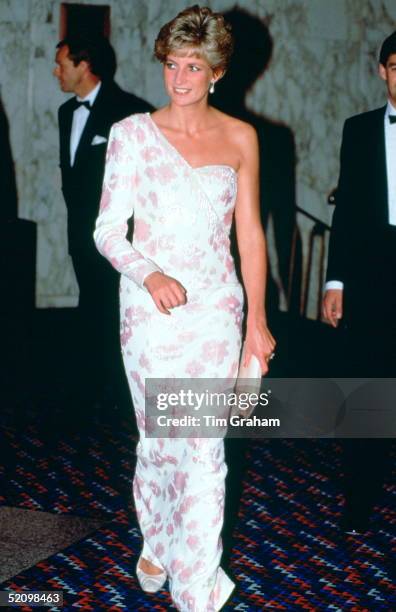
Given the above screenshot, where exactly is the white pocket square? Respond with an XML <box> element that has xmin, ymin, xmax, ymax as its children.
<box><xmin>91</xmin><ymin>135</ymin><xmax>107</xmax><ymax>145</ymax></box>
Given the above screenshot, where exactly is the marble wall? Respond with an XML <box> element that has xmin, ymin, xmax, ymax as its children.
<box><xmin>1</xmin><ymin>0</ymin><xmax>395</xmax><ymax>311</ymax></box>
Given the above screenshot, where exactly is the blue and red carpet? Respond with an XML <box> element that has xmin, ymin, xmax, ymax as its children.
<box><xmin>0</xmin><ymin>416</ymin><xmax>394</xmax><ymax>610</ymax></box>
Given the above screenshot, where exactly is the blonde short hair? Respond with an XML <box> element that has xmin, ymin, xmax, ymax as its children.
<box><xmin>154</xmin><ymin>5</ymin><xmax>233</xmax><ymax>71</ymax></box>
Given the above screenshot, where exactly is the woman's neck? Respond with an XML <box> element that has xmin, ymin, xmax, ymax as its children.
<box><xmin>162</xmin><ymin>101</ymin><xmax>215</xmax><ymax>135</ymax></box>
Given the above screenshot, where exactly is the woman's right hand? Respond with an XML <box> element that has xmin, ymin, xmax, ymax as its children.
<box><xmin>144</xmin><ymin>271</ymin><xmax>187</xmax><ymax>315</ymax></box>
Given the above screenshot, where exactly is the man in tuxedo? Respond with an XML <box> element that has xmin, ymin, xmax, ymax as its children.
<box><xmin>54</xmin><ymin>35</ymin><xmax>153</xmax><ymax>416</ymax></box>
<box><xmin>323</xmin><ymin>32</ymin><xmax>396</xmax><ymax>534</ymax></box>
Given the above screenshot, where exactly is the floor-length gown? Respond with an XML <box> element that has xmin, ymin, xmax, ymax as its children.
<box><xmin>94</xmin><ymin>113</ymin><xmax>243</xmax><ymax>611</ymax></box>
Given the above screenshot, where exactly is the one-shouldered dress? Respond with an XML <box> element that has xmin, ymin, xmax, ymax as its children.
<box><xmin>94</xmin><ymin>113</ymin><xmax>243</xmax><ymax>611</ymax></box>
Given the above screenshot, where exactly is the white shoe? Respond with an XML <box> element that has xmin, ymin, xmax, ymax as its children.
<box><xmin>136</xmin><ymin>555</ymin><xmax>167</xmax><ymax>593</ymax></box>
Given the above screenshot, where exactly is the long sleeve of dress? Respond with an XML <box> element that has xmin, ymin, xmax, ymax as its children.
<box><xmin>94</xmin><ymin>120</ymin><xmax>162</xmax><ymax>289</ymax></box>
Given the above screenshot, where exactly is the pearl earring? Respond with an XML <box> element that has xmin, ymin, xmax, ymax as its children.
<box><xmin>209</xmin><ymin>81</ymin><xmax>215</xmax><ymax>94</ymax></box>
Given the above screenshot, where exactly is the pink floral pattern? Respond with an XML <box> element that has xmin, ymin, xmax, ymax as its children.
<box><xmin>185</xmin><ymin>360</ymin><xmax>206</xmax><ymax>377</ymax></box>
<box><xmin>201</xmin><ymin>340</ymin><xmax>230</xmax><ymax>366</ymax></box>
<box><xmin>134</xmin><ymin>218</ymin><xmax>151</xmax><ymax>242</ymax></box>
<box><xmin>94</xmin><ymin>113</ymin><xmax>241</xmax><ymax>610</ymax></box>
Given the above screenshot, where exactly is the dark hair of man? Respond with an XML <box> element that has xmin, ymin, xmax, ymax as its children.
<box><xmin>379</xmin><ymin>31</ymin><xmax>396</xmax><ymax>67</ymax></box>
<box><xmin>56</xmin><ymin>34</ymin><xmax>116</xmax><ymax>81</ymax></box>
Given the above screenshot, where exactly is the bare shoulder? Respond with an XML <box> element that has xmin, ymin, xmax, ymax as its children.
<box><xmin>234</xmin><ymin>119</ymin><xmax>258</xmax><ymax>150</ymax></box>
<box><xmin>215</xmin><ymin>111</ymin><xmax>257</xmax><ymax>148</ymax></box>
<box><xmin>213</xmin><ymin>110</ymin><xmax>254</xmax><ymax>134</ymax></box>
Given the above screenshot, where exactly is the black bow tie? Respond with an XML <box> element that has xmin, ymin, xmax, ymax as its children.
<box><xmin>72</xmin><ymin>99</ymin><xmax>91</xmax><ymax>111</ymax></box>
<box><xmin>389</xmin><ymin>115</ymin><xmax>396</xmax><ymax>124</ymax></box>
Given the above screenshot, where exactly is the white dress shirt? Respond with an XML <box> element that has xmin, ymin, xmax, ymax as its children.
<box><xmin>385</xmin><ymin>100</ymin><xmax>396</xmax><ymax>224</ymax></box>
<box><xmin>69</xmin><ymin>81</ymin><xmax>101</xmax><ymax>166</ymax></box>
<box><xmin>326</xmin><ymin>100</ymin><xmax>396</xmax><ymax>291</ymax></box>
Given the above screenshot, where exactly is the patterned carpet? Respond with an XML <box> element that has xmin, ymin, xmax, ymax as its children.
<box><xmin>0</xmin><ymin>411</ymin><xmax>394</xmax><ymax>611</ymax></box>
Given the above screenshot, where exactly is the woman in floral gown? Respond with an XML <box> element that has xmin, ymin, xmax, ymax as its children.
<box><xmin>94</xmin><ymin>5</ymin><xmax>275</xmax><ymax>611</ymax></box>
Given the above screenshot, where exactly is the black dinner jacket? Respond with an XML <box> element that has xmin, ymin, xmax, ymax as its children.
<box><xmin>58</xmin><ymin>81</ymin><xmax>153</xmax><ymax>254</ymax></box>
<box><xmin>326</xmin><ymin>106</ymin><xmax>389</xmax><ymax>321</ymax></box>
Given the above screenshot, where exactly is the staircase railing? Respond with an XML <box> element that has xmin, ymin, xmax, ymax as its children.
<box><xmin>287</xmin><ymin>200</ymin><xmax>333</xmax><ymax>320</ymax></box>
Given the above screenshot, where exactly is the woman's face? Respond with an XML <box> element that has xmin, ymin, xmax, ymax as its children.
<box><xmin>163</xmin><ymin>50</ymin><xmax>216</xmax><ymax>106</ymax></box>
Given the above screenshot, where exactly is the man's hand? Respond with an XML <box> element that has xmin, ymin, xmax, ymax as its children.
<box><xmin>144</xmin><ymin>271</ymin><xmax>187</xmax><ymax>315</ymax></box>
<box><xmin>322</xmin><ymin>289</ymin><xmax>343</xmax><ymax>327</ymax></box>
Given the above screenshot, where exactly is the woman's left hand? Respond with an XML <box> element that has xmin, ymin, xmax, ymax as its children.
<box><xmin>244</xmin><ymin>318</ymin><xmax>276</xmax><ymax>375</ymax></box>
